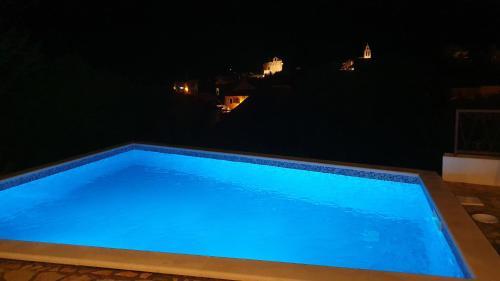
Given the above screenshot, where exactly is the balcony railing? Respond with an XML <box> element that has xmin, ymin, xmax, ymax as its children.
<box><xmin>454</xmin><ymin>109</ymin><xmax>500</xmax><ymax>156</ymax></box>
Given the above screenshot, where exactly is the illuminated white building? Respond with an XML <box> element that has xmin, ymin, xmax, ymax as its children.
<box><xmin>263</xmin><ymin>57</ymin><xmax>284</xmax><ymax>76</ymax></box>
<box><xmin>363</xmin><ymin>44</ymin><xmax>372</xmax><ymax>59</ymax></box>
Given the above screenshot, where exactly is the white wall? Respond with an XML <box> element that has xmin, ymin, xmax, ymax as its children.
<box><xmin>443</xmin><ymin>154</ymin><xmax>500</xmax><ymax>186</ymax></box>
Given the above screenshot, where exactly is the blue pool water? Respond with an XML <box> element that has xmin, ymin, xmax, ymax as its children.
<box><xmin>0</xmin><ymin>148</ymin><xmax>466</xmax><ymax>277</ymax></box>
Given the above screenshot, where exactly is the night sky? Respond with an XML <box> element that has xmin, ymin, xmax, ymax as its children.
<box><xmin>1</xmin><ymin>0</ymin><xmax>500</xmax><ymax>173</ymax></box>
<box><xmin>2</xmin><ymin>0</ymin><xmax>499</xmax><ymax>80</ymax></box>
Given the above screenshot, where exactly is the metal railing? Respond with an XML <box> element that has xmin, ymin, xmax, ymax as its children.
<box><xmin>454</xmin><ymin>109</ymin><xmax>500</xmax><ymax>156</ymax></box>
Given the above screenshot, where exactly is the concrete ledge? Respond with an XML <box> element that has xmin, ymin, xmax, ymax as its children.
<box><xmin>443</xmin><ymin>154</ymin><xmax>500</xmax><ymax>187</ymax></box>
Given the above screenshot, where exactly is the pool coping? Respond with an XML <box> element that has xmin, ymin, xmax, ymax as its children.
<box><xmin>1</xmin><ymin>142</ymin><xmax>499</xmax><ymax>281</ymax></box>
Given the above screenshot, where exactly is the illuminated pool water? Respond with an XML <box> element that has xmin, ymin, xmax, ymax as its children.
<box><xmin>0</xmin><ymin>146</ymin><xmax>466</xmax><ymax>278</ymax></box>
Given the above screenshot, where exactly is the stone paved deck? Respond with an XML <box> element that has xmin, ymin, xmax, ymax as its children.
<box><xmin>0</xmin><ymin>259</ymin><xmax>230</xmax><ymax>281</ymax></box>
<box><xmin>447</xmin><ymin>181</ymin><xmax>500</xmax><ymax>254</ymax></box>
<box><xmin>1</xmin><ymin>182</ymin><xmax>499</xmax><ymax>281</ymax></box>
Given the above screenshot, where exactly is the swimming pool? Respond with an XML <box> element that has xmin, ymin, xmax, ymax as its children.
<box><xmin>0</xmin><ymin>144</ymin><xmax>496</xmax><ymax>281</ymax></box>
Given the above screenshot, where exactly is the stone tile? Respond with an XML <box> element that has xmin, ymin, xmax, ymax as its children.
<box><xmin>0</xmin><ymin>263</ymin><xmax>23</xmax><ymax>270</ymax></box>
<box><xmin>21</xmin><ymin>264</ymin><xmax>47</xmax><ymax>271</ymax></box>
<box><xmin>491</xmin><ymin>232</ymin><xmax>500</xmax><ymax>238</ymax></box>
<box><xmin>33</xmin><ymin>272</ymin><xmax>66</xmax><ymax>281</ymax></box>
<box><xmin>448</xmin><ymin>182</ymin><xmax>500</xmax><ymax>255</ymax></box>
<box><xmin>115</xmin><ymin>271</ymin><xmax>138</xmax><ymax>278</ymax></box>
<box><xmin>456</xmin><ymin>195</ymin><xmax>485</xmax><ymax>206</ymax></box>
<box><xmin>60</xmin><ymin>268</ymin><xmax>77</xmax><ymax>274</ymax></box>
<box><xmin>48</xmin><ymin>267</ymin><xmax>61</xmax><ymax>272</ymax></box>
<box><xmin>60</xmin><ymin>274</ymin><xmax>93</xmax><ymax>281</ymax></box>
<box><xmin>4</xmin><ymin>270</ymin><xmax>37</xmax><ymax>281</ymax></box>
<box><xmin>138</xmin><ymin>273</ymin><xmax>152</xmax><ymax>279</ymax></box>
<box><xmin>92</xmin><ymin>270</ymin><xmax>114</xmax><ymax>277</ymax></box>
<box><xmin>0</xmin><ymin>259</ymin><xmax>228</xmax><ymax>281</ymax></box>
<box><xmin>151</xmin><ymin>276</ymin><xmax>171</xmax><ymax>281</ymax></box>
<box><xmin>78</xmin><ymin>269</ymin><xmax>95</xmax><ymax>274</ymax></box>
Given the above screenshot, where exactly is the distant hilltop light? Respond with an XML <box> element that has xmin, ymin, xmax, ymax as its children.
<box><xmin>341</xmin><ymin>43</ymin><xmax>373</xmax><ymax>71</ymax></box>
<box><xmin>172</xmin><ymin>80</ymin><xmax>197</xmax><ymax>95</ymax></box>
<box><xmin>363</xmin><ymin>43</ymin><xmax>372</xmax><ymax>59</ymax></box>
<box><xmin>263</xmin><ymin>57</ymin><xmax>283</xmax><ymax>76</ymax></box>
<box><xmin>340</xmin><ymin>59</ymin><xmax>355</xmax><ymax>71</ymax></box>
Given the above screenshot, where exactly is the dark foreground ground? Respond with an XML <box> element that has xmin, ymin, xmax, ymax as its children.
<box><xmin>447</xmin><ymin>182</ymin><xmax>500</xmax><ymax>254</ymax></box>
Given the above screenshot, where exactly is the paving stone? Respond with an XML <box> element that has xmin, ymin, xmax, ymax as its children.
<box><xmin>33</xmin><ymin>272</ymin><xmax>66</xmax><ymax>281</ymax></box>
<box><xmin>60</xmin><ymin>274</ymin><xmax>93</xmax><ymax>281</ymax></box>
<box><xmin>92</xmin><ymin>270</ymin><xmax>113</xmax><ymax>277</ymax></box>
<box><xmin>448</xmin><ymin>182</ymin><xmax>500</xmax><ymax>255</ymax></box>
<box><xmin>21</xmin><ymin>264</ymin><xmax>47</xmax><ymax>271</ymax></box>
<box><xmin>456</xmin><ymin>196</ymin><xmax>485</xmax><ymax>206</ymax></box>
<box><xmin>0</xmin><ymin>263</ymin><xmax>23</xmax><ymax>270</ymax></box>
<box><xmin>0</xmin><ymin>259</ymin><xmax>228</xmax><ymax>281</ymax></box>
<box><xmin>152</xmin><ymin>277</ymin><xmax>170</xmax><ymax>281</ymax></box>
<box><xmin>138</xmin><ymin>273</ymin><xmax>152</xmax><ymax>279</ymax></box>
<box><xmin>4</xmin><ymin>270</ymin><xmax>37</xmax><ymax>281</ymax></box>
<box><xmin>115</xmin><ymin>271</ymin><xmax>138</xmax><ymax>278</ymax></box>
<box><xmin>490</xmin><ymin>232</ymin><xmax>500</xmax><ymax>238</ymax></box>
<box><xmin>48</xmin><ymin>267</ymin><xmax>61</xmax><ymax>272</ymax></box>
<box><xmin>60</xmin><ymin>268</ymin><xmax>77</xmax><ymax>274</ymax></box>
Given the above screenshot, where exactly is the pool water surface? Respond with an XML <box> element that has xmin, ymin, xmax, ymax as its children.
<box><xmin>0</xmin><ymin>147</ymin><xmax>467</xmax><ymax>278</ymax></box>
